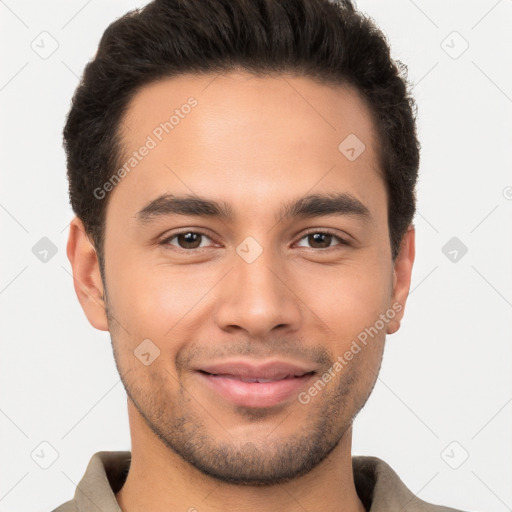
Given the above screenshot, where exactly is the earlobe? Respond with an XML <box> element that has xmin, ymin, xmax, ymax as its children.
<box><xmin>66</xmin><ymin>217</ymin><xmax>109</xmax><ymax>331</ymax></box>
<box><xmin>386</xmin><ymin>224</ymin><xmax>415</xmax><ymax>335</ymax></box>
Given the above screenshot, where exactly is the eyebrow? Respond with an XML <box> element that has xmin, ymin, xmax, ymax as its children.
<box><xmin>134</xmin><ymin>192</ymin><xmax>372</xmax><ymax>225</ymax></box>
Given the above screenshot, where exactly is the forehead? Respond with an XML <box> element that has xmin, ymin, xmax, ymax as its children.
<box><xmin>120</xmin><ymin>71</ymin><xmax>380</xmax><ymax>153</ymax></box>
<box><xmin>108</xmin><ymin>70</ymin><xmax>386</xmax><ymax>227</ymax></box>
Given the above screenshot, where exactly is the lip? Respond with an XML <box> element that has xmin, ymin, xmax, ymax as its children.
<box><xmin>195</xmin><ymin>359</ymin><xmax>317</xmax><ymax>408</ymax></box>
<box><xmin>197</xmin><ymin>359</ymin><xmax>316</xmax><ymax>380</ymax></box>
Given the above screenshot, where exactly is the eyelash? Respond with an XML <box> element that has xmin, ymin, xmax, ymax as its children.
<box><xmin>158</xmin><ymin>229</ymin><xmax>351</xmax><ymax>252</ymax></box>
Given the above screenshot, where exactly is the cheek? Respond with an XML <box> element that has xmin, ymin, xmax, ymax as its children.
<box><xmin>107</xmin><ymin>239</ymin><xmax>393</xmax><ymax>343</ymax></box>
<box><xmin>107</xmin><ymin>258</ymin><xmax>218</xmax><ymax>338</ymax></box>
<box><xmin>300</xmin><ymin>259</ymin><xmax>392</xmax><ymax>336</ymax></box>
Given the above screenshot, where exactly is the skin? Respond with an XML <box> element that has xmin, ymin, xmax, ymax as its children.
<box><xmin>67</xmin><ymin>70</ymin><xmax>415</xmax><ymax>512</ymax></box>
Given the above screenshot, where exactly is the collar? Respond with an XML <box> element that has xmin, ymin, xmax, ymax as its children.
<box><xmin>63</xmin><ymin>451</ymin><xmax>461</xmax><ymax>512</ymax></box>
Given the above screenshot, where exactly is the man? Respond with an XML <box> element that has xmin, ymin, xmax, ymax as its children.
<box><xmin>53</xmin><ymin>0</ymin><xmax>467</xmax><ymax>510</ymax></box>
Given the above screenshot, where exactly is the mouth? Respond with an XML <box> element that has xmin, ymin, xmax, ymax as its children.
<box><xmin>196</xmin><ymin>370</ymin><xmax>316</xmax><ymax>408</ymax></box>
<box><xmin>199</xmin><ymin>370</ymin><xmax>314</xmax><ymax>382</ymax></box>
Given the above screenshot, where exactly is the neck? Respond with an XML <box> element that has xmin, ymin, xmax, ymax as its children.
<box><xmin>116</xmin><ymin>401</ymin><xmax>366</xmax><ymax>512</ymax></box>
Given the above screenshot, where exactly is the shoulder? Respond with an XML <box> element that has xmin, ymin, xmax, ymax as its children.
<box><xmin>48</xmin><ymin>450</ymin><xmax>131</xmax><ymax>512</ymax></box>
<box><xmin>353</xmin><ymin>455</ymin><xmax>470</xmax><ymax>512</ymax></box>
<box><xmin>50</xmin><ymin>499</ymin><xmax>78</xmax><ymax>512</ymax></box>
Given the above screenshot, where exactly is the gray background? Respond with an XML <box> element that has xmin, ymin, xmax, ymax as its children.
<box><xmin>1</xmin><ymin>1</ymin><xmax>511</xmax><ymax>511</ymax></box>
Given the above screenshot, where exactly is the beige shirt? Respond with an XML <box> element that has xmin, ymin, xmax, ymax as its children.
<box><xmin>51</xmin><ymin>451</ymin><xmax>465</xmax><ymax>512</ymax></box>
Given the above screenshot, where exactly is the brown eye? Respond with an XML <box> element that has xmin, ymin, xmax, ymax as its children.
<box><xmin>296</xmin><ymin>231</ymin><xmax>349</xmax><ymax>250</ymax></box>
<box><xmin>161</xmin><ymin>231</ymin><xmax>213</xmax><ymax>250</ymax></box>
<box><xmin>307</xmin><ymin>233</ymin><xmax>333</xmax><ymax>249</ymax></box>
<box><xmin>177</xmin><ymin>232</ymin><xmax>202</xmax><ymax>249</ymax></box>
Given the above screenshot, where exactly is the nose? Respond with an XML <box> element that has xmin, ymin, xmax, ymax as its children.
<box><xmin>214</xmin><ymin>246</ymin><xmax>302</xmax><ymax>339</ymax></box>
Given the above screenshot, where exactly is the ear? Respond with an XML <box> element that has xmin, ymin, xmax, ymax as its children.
<box><xmin>387</xmin><ymin>224</ymin><xmax>415</xmax><ymax>335</ymax></box>
<box><xmin>66</xmin><ymin>217</ymin><xmax>109</xmax><ymax>331</ymax></box>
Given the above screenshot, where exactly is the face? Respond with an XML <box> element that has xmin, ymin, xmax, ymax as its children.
<box><xmin>68</xmin><ymin>71</ymin><xmax>414</xmax><ymax>486</ymax></box>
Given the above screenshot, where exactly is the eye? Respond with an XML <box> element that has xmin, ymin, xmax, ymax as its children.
<box><xmin>158</xmin><ymin>229</ymin><xmax>350</xmax><ymax>252</ymax></box>
<box><xmin>159</xmin><ymin>231</ymin><xmax>215</xmax><ymax>250</ymax></box>
<box><xmin>295</xmin><ymin>230</ymin><xmax>350</xmax><ymax>250</ymax></box>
